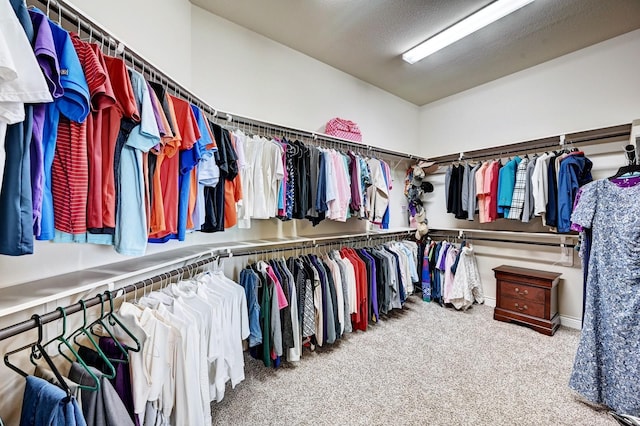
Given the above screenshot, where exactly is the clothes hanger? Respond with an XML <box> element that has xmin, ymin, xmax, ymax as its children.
<box><xmin>39</xmin><ymin>307</ymin><xmax>101</xmax><ymax>392</ymax></box>
<box><xmin>88</xmin><ymin>294</ymin><xmax>130</xmax><ymax>363</ymax></box>
<box><xmin>105</xmin><ymin>290</ymin><xmax>141</xmax><ymax>353</ymax></box>
<box><xmin>67</xmin><ymin>300</ymin><xmax>117</xmax><ymax>380</ymax></box>
<box><xmin>609</xmin><ymin>144</ymin><xmax>640</xmax><ymax>179</ymax></box>
<box><xmin>4</xmin><ymin>314</ymin><xmax>72</xmax><ymax>399</ymax></box>
<box><xmin>7</xmin><ymin>315</ymin><xmax>75</xmax><ymax>401</ymax></box>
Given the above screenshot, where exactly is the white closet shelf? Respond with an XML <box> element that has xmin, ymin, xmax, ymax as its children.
<box><xmin>0</xmin><ymin>228</ymin><xmax>414</xmax><ymax>320</ymax></box>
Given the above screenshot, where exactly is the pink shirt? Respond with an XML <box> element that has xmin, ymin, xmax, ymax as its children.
<box><xmin>266</xmin><ymin>265</ymin><xmax>289</xmax><ymax>309</ymax></box>
<box><xmin>475</xmin><ymin>162</ymin><xmax>490</xmax><ymax>223</ymax></box>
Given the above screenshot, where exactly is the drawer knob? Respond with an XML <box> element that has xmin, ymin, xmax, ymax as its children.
<box><xmin>514</xmin><ymin>288</ymin><xmax>528</xmax><ymax>296</ymax></box>
<box><xmin>514</xmin><ymin>303</ymin><xmax>528</xmax><ymax>311</ymax></box>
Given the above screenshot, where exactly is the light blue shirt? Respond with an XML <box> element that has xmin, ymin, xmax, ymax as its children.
<box><xmin>115</xmin><ymin>69</ymin><xmax>159</xmax><ymax>256</ymax></box>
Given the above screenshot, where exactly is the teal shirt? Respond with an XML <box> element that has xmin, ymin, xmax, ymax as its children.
<box><xmin>496</xmin><ymin>156</ymin><xmax>521</xmax><ymax>217</ymax></box>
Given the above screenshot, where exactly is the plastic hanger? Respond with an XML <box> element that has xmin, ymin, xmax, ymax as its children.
<box><xmin>610</xmin><ymin>144</ymin><xmax>640</xmax><ymax>179</ymax></box>
<box><xmin>39</xmin><ymin>307</ymin><xmax>101</xmax><ymax>391</ymax></box>
<box><xmin>88</xmin><ymin>294</ymin><xmax>130</xmax><ymax>363</ymax></box>
<box><xmin>67</xmin><ymin>301</ymin><xmax>117</xmax><ymax>380</ymax></box>
<box><xmin>104</xmin><ymin>290</ymin><xmax>141</xmax><ymax>353</ymax></box>
<box><xmin>4</xmin><ymin>314</ymin><xmax>73</xmax><ymax>399</ymax></box>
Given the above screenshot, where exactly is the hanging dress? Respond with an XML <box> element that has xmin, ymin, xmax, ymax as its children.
<box><xmin>569</xmin><ymin>179</ymin><xmax>640</xmax><ymax>416</ymax></box>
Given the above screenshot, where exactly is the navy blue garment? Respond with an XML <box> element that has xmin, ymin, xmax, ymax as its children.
<box><xmin>310</xmin><ymin>151</ymin><xmax>327</xmax><ymax>226</ymax></box>
<box><xmin>545</xmin><ymin>154</ymin><xmax>561</xmax><ymax>228</ymax></box>
<box><xmin>432</xmin><ymin>242</ymin><xmax>443</xmax><ymax>305</ymax></box>
<box><xmin>357</xmin><ymin>249</ymin><xmax>379</xmax><ymax>322</ymax></box>
<box><xmin>557</xmin><ymin>154</ymin><xmax>593</xmax><ymax>233</ymax></box>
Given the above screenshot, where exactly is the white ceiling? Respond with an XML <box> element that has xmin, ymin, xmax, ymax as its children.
<box><xmin>190</xmin><ymin>0</ymin><xmax>640</xmax><ymax>106</ymax></box>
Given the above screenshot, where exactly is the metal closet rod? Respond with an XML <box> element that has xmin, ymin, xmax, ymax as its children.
<box><xmin>0</xmin><ymin>231</ymin><xmax>412</xmax><ymax>342</ymax></box>
<box><xmin>427</xmin><ymin>232</ymin><xmax>576</xmax><ymax>249</ymax></box>
<box><xmin>32</xmin><ymin>0</ymin><xmax>420</xmax><ymax>162</ymax></box>
<box><xmin>427</xmin><ymin>124</ymin><xmax>631</xmax><ymax>165</ymax></box>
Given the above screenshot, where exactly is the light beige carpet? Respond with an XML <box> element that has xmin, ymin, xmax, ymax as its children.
<box><xmin>211</xmin><ymin>298</ymin><xmax>615</xmax><ymax>425</ymax></box>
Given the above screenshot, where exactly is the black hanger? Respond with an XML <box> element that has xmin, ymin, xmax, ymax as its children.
<box><xmin>610</xmin><ymin>144</ymin><xmax>640</xmax><ymax>179</ymax></box>
<box><xmin>609</xmin><ymin>164</ymin><xmax>640</xmax><ymax>179</ymax></box>
<box><xmin>4</xmin><ymin>314</ymin><xmax>73</xmax><ymax>400</ymax></box>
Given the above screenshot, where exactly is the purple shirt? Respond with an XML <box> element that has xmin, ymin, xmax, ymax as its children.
<box><xmin>29</xmin><ymin>9</ymin><xmax>62</xmax><ymax>236</ymax></box>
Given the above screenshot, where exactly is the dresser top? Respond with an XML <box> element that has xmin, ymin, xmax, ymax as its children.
<box><xmin>492</xmin><ymin>265</ymin><xmax>562</xmax><ymax>281</ymax></box>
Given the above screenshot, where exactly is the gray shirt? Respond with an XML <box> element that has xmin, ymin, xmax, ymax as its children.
<box><xmin>68</xmin><ymin>362</ymin><xmax>134</xmax><ymax>426</ymax></box>
<box><xmin>467</xmin><ymin>163</ymin><xmax>482</xmax><ymax>220</ymax></box>
<box><xmin>461</xmin><ymin>163</ymin><xmax>471</xmax><ymax>213</ymax></box>
<box><xmin>522</xmin><ymin>156</ymin><xmax>538</xmax><ymax>222</ymax></box>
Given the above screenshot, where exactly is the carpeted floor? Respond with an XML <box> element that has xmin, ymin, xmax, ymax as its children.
<box><xmin>211</xmin><ymin>298</ymin><xmax>615</xmax><ymax>425</ymax></box>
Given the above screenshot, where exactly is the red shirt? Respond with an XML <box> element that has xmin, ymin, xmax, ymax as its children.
<box><xmin>52</xmin><ymin>35</ymin><xmax>114</xmax><ymax>235</ymax></box>
<box><xmin>100</xmin><ymin>56</ymin><xmax>139</xmax><ymax>230</ymax></box>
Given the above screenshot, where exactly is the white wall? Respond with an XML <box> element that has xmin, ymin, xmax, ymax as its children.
<box><xmin>68</xmin><ymin>0</ymin><xmax>193</xmax><ymax>86</ymax></box>
<box><xmin>419</xmin><ymin>29</ymin><xmax>640</xmax><ymax>157</ymax></box>
<box><xmin>189</xmin><ymin>5</ymin><xmax>419</xmax><ymax>153</ymax></box>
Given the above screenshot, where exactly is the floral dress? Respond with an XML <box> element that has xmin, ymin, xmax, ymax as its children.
<box><xmin>569</xmin><ymin>179</ymin><xmax>640</xmax><ymax>415</ymax></box>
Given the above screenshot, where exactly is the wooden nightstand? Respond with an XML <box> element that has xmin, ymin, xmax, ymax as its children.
<box><xmin>493</xmin><ymin>265</ymin><xmax>561</xmax><ymax>336</ymax></box>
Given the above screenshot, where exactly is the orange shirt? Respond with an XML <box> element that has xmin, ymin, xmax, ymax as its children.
<box><xmin>224</xmin><ymin>133</ymin><xmax>243</xmax><ymax>228</ymax></box>
<box><xmin>149</xmin><ymin>94</ymin><xmax>181</xmax><ymax>239</ymax></box>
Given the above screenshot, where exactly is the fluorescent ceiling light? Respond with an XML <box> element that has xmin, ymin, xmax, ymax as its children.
<box><xmin>402</xmin><ymin>0</ymin><xmax>535</xmax><ymax>64</ymax></box>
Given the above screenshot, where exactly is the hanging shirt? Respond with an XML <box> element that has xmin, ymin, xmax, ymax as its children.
<box><xmin>113</xmin><ymin>69</ymin><xmax>159</xmax><ymax>255</ymax></box>
<box><xmin>557</xmin><ymin>153</ymin><xmax>593</xmax><ymax>233</ymax></box>
<box><xmin>54</xmin><ymin>34</ymin><xmax>115</xmax><ymax>243</ymax></box>
<box><xmin>521</xmin><ymin>156</ymin><xmax>538</xmax><ymax>223</ymax></box>
<box><xmin>496</xmin><ymin>156</ymin><xmax>521</xmax><ymax>217</ymax></box>
<box><xmin>475</xmin><ymin>162</ymin><xmax>490</xmax><ymax>223</ymax></box>
<box><xmin>507</xmin><ymin>157</ymin><xmax>529</xmax><ymax>220</ymax></box>
<box><xmin>27</xmin><ymin>10</ymin><xmax>62</xmax><ymax>238</ymax></box>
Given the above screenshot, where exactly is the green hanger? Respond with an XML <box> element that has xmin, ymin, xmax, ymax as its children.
<box><xmin>67</xmin><ymin>300</ymin><xmax>117</xmax><ymax>380</ymax></box>
<box><xmin>105</xmin><ymin>290</ymin><xmax>141</xmax><ymax>353</ymax></box>
<box><xmin>88</xmin><ymin>294</ymin><xmax>129</xmax><ymax>363</ymax></box>
<box><xmin>40</xmin><ymin>307</ymin><xmax>101</xmax><ymax>392</ymax></box>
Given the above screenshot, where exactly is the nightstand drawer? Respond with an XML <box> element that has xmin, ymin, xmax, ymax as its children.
<box><xmin>500</xmin><ymin>280</ymin><xmax>545</xmax><ymax>304</ymax></box>
<box><xmin>499</xmin><ymin>296</ymin><xmax>545</xmax><ymax>318</ymax></box>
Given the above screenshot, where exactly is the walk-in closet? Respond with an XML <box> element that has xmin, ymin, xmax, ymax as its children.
<box><xmin>1</xmin><ymin>0</ymin><xmax>640</xmax><ymax>424</ymax></box>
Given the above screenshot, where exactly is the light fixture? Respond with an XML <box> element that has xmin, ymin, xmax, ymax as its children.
<box><xmin>402</xmin><ymin>0</ymin><xmax>535</xmax><ymax>64</ymax></box>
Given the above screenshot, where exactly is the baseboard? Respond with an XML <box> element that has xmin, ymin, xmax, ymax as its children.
<box><xmin>559</xmin><ymin>315</ymin><xmax>582</xmax><ymax>330</ymax></box>
<box><xmin>482</xmin><ymin>296</ymin><xmax>582</xmax><ymax>330</ymax></box>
